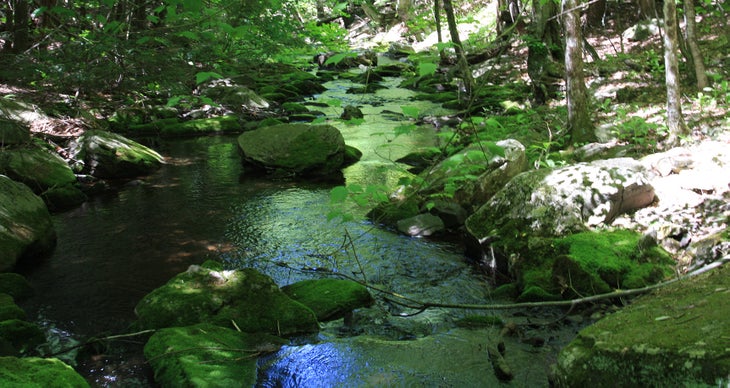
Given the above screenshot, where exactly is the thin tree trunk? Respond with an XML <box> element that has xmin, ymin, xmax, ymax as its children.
<box><xmin>563</xmin><ymin>0</ymin><xmax>595</xmax><ymax>144</ymax></box>
<box><xmin>442</xmin><ymin>0</ymin><xmax>474</xmax><ymax>97</ymax></box>
<box><xmin>433</xmin><ymin>0</ymin><xmax>447</xmax><ymax>63</ymax></box>
<box><xmin>663</xmin><ymin>0</ymin><xmax>689</xmax><ymax>145</ymax></box>
<box><xmin>683</xmin><ymin>0</ymin><xmax>708</xmax><ymax>89</ymax></box>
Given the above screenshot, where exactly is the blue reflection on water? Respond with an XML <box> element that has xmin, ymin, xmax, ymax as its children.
<box><xmin>257</xmin><ymin>344</ymin><xmax>354</xmax><ymax>388</ymax></box>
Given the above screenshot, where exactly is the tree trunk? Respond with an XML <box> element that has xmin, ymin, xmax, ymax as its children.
<box><xmin>637</xmin><ymin>0</ymin><xmax>657</xmax><ymax>20</ymax></box>
<box><xmin>662</xmin><ymin>0</ymin><xmax>689</xmax><ymax>145</ymax></box>
<box><xmin>527</xmin><ymin>0</ymin><xmax>561</xmax><ymax>104</ymax></box>
<box><xmin>563</xmin><ymin>0</ymin><xmax>595</xmax><ymax>144</ymax></box>
<box><xmin>683</xmin><ymin>0</ymin><xmax>708</xmax><ymax>90</ymax></box>
<box><xmin>442</xmin><ymin>0</ymin><xmax>474</xmax><ymax>97</ymax></box>
<box><xmin>433</xmin><ymin>0</ymin><xmax>448</xmax><ymax>63</ymax></box>
<box><xmin>10</xmin><ymin>0</ymin><xmax>30</xmax><ymax>53</ymax></box>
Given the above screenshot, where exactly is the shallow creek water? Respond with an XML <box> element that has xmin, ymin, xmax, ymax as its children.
<box><xmin>19</xmin><ymin>74</ymin><xmax>584</xmax><ymax>386</ymax></box>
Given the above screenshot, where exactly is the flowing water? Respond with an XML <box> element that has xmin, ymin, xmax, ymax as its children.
<box><xmin>18</xmin><ymin>74</ymin><xmax>581</xmax><ymax>386</ymax></box>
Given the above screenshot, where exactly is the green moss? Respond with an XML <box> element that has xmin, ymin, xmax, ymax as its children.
<box><xmin>134</xmin><ymin>267</ymin><xmax>319</xmax><ymax>336</ymax></box>
<box><xmin>0</xmin><ymin>295</ymin><xmax>25</xmax><ymax>322</ymax></box>
<box><xmin>516</xmin><ymin>285</ymin><xmax>562</xmax><ymax>302</ymax></box>
<box><xmin>281</xmin><ymin>279</ymin><xmax>374</xmax><ymax>321</ymax></box>
<box><xmin>281</xmin><ymin>102</ymin><xmax>310</xmax><ymax>113</ymax></box>
<box><xmin>0</xmin><ymin>273</ymin><xmax>34</xmax><ymax>301</ymax></box>
<box><xmin>144</xmin><ymin>323</ymin><xmax>286</xmax><ymax>388</ymax></box>
<box><xmin>555</xmin><ymin>264</ymin><xmax>730</xmax><ymax>386</ymax></box>
<box><xmin>0</xmin><ymin>320</ymin><xmax>45</xmax><ymax>355</ymax></box>
<box><xmin>0</xmin><ymin>357</ymin><xmax>89</xmax><ymax>387</ymax></box>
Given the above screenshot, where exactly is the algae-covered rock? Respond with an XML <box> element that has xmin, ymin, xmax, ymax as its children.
<box><xmin>0</xmin><ymin>319</ymin><xmax>45</xmax><ymax>355</ymax></box>
<box><xmin>0</xmin><ymin>356</ymin><xmax>89</xmax><ymax>387</ymax></box>
<box><xmin>0</xmin><ymin>294</ymin><xmax>26</xmax><ymax>322</ymax></box>
<box><xmin>0</xmin><ymin>119</ymin><xmax>30</xmax><ymax>146</ymax></box>
<box><xmin>282</xmin><ymin>279</ymin><xmax>374</xmax><ymax>321</ymax></box>
<box><xmin>144</xmin><ymin>323</ymin><xmax>285</xmax><ymax>387</ymax></box>
<box><xmin>68</xmin><ymin>130</ymin><xmax>164</xmax><ymax>179</ymax></box>
<box><xmin>0</xmin><ymin>175</ymin><xmax>56</xmax><ymax>272</ymax></box>
<box><xmin>134</xmin><ymin>265</ymin><xmax>319</xmax><ymax>336</ymax></box>
<box><xmin>237</xmin><ymin>123</ymin><xmax>347</xmax><ymax>178</ymax></box>
<box><xmin>0</xmin><ymin>273</ymin><xmax>34</xmax><ymax>301</ymax></box>
<box><xmin>0</xmin><ymin>145</ymin><xmax>86</xmax><ymax>211</ymax></box>
<box><xmin>554</xmin><ymin>263</ymin><xmax>730</xmax><ymax>387</ymax></box>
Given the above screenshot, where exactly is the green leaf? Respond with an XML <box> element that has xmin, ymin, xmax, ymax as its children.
<box><xmin>347</xmin><ymin>184</ymin><xmax>363</xmax><ymax>193</ymax></box>
<box><xmin>485</xmin><ymin>142</ymin><xmax>505</xmax><ymax>157</ymax></box>
<box><xmin>401</xmin><ymin>106</ymin><xmax>419</xmax><ymax>119</ymax></box>
<box><xmin>177</xmin><ymin>31</ymin><xmax>199</xmax><ymax>40</ymax></box>
<box><xmin>418</xmin><ymin>62</ymin><xmax>439</xmax><ymax>77</ymax></box>
<box><xmin>195</xmin><ymin>71</ymin><xmax>223</xmax><ymax>85</ymax></box>
<box><xmin>330</xmin><ymin>186</ymin><xmax>348</xmax><ymax>203</ymax></box>
<box><xmin>166</xmin><ymin>96</ymin><xmax>183</xmax><ymax>107</ymax></box>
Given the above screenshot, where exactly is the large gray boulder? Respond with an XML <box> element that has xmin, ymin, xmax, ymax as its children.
<box><xmin>0</xmin><ymin>175</ymin><xmax>56</xmax><ymax>271</ymax></box>
<box><xmin>68</xmin><ymin>130</ymin><xmax>164</xmax><ymax>179</ymax></box>
<box><xmin>466</xmin><ymin>157</ymin><xmax>655</xmax><ymax>240</ymax></box>
<box><xmin>0</xmin><ymin>145</ymin><xmax>86</xmax><ymax>211</ymax></box>
<box><xmin>237</xmin><ymin>123</ymin><xmax>349</xmax><ymax>177</ymax></box>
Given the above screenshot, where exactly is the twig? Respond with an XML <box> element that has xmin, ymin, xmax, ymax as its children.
<box><xmin>43</xmin><ymin>329</ymin><xmax>157</xmax><ymax>358</ymax></box>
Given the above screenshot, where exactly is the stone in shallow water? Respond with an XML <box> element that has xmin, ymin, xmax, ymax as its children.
<box><xmin>282</xmin><ymin>278</ymin><xmax>374</xmax><ymax>321</ymax></box>
<box><xmin>144</xmin><ymin>323</ymin><xmax>285</xmax><ymax>388</ymax></box>
<box><xmin>134</xmin><ymin>265</ymin><xmax>319</xmax><ymax>336</ymax></box>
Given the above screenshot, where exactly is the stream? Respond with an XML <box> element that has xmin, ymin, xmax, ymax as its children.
<box><xmin>19</xmin><ymin>72</ymin><xmax>585</xmax><ymax>386</ymax></box>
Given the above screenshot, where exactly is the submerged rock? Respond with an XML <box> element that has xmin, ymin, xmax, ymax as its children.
<box><xmin>0</xmin><ymin>319</ymin><xmax>45</xmax><ymax>355</ymax></box>
<box><xmin>282</xmin><ymin>278</ymin><xmax>374</xmax><ymax>321</ymax></box>
<box><xmin>134</xmin><ymin>264</ymin><xmax>319</xmax><ymax>336</ymax></box>
<box><xmin>554</xmin><ymin>262</ymin><xmax>730</xmax><ymax>386</ymax></box>
<box><xmin>237</xmin><ymin>123</ymin><xmax>353</xmax><ymax>178</ymax></box>
<box><xmin>68</xmin><ymin>130</ymin><xmax>164</xmax><ymax>179</ymax></box>
<box><xmin>0</xmin><ymin>175</ymin><xmax>56</xmax><ymax>272</ymax></box>
<box><xmin>144</xmin><ymin>323</ymin><xmax>285</xmax><ymax>388</ymax></box>
<box><xmin>0</xmin><ymin>356</ymin><xmax>88</xmax><ymax>387</ymax></box>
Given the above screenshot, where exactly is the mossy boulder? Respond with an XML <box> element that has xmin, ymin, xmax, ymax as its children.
<box><xmin>144</xmin><ymin>323</ymin><xmax>286</xmax><ymax>387</ymax></box>
<box><xmin>0</xmin><ymin>175</ymin><xmax>56</xmax><ymax>272</ymax></box>
<box><xmin>134</xmin><ymin>265</ymin><xmax>319</xmax><ymax>336</ymax></box>
<box><xmin>0</xmin><ymin>295</ymin><xmax>25</xmax><ymax>322</ymax></box>
<box><xmin>0</xmin><ymin>320</ymin><xmax>45</xmax><ymax>355</ymax></box>
<box><xmin>0</xmin><ymin>356</ymin><xmax>88</xmax><ymax>387</ymax></box>
<box><xmin>237</xmin><ymin>123</ymin><xmax>348</xmax><ymax>178</ymax></box>
<box><xmin>512</xmin><ymin>230</ymin><xmax>675</xmax><ymax>302</ymax></box>
<box><xmin>282</xmin><ymin>279</ymin><xmax>375</xmax><ymax>321</ymax></box>
<box><xmin>68</xmin><ymin>130</ymin><xmax>164</xmax><ymax>179</ymax></box>
<box><xmin>0</xmin><ymin>119</ymin><xmax>30</xmax><ymax>146</ymax></box>
<box><xmin>0</xmin><ymin>273</ymin><xmax>34</xmax><ymax>301</ymax></box>
<box><xmin>0</xmin><ymin>145</ymin><xmax>86</xmax><ymax>211</ymax></box>
<box><xmin>554</xmin><ymin>263</ymin><xmax>730</xmax><ymax>386</ymax></box>
<box><xmin>465</xmin><ymin>158</ymin><xmax>656</xmax><ymax>277</ymax></box>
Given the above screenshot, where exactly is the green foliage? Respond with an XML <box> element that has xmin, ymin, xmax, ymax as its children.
<box><xmin>611</xmin><ymin>116</ymin><xmax>668</xmax><ymax>152</ymax></box>
<box><xmin>304</xmin><ymin>22</ymin><xmax>349</xmax><ymax>51</ymax></box>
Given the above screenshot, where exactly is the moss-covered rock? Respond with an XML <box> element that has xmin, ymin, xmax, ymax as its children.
<box><xmin>0</xmin><ymin>145</ymin><xmax>86</xmax><ymax>211</ymax></box>
<box><xmin>0</xmin><ymin>119</ymin><xmax>30</xmax><ymax>146</ymax></box>
<box><xmin>237</xmin><ymin>123</ymin><xmax>348</xmax><ymax>178</ymax></box>
<box><xmin>144</xmin><ymin>323</ymin><xmax>285</xmax><ymax>387</ymax></box>
<box><xmin>0</xmin><ymin>320</ymin><xmax>45</xmax><ymax>355</ymax></box>
<box><xmin>134</xmin><ymin>265</ymin><xmax>319</xmax><ymax>336</ymax></box>
<box><xmin>282</xmin><ymin>279</ymin><xmax>375</xmax><ymax>322</ymax></box>
<box><xmin>512</xmin><ymin>230</ymin><xmax>675</xmax><ymax>301</ymax></box>
<box><xmin>0</xmin><ymin>175</ymin><xmax>56</xmax><ymax>272</ymax></box>
<box><xmin>0</xmin><ymin>356</ymin><xmax>88</xmax><ymax>387</ymax></box>
<box><xmin>554</xmin><ymin>263</ymin><xmax>730</xmax><ymax>387</ymax></box>
<box><xmin>0</xmin><ymin>273</ymin><xmax>34</xmax><ymax>301</ymax></box>
<box><xmin>68</xmin><ymin>130</ymin><xmax>164</xmax><ymax>179</ymax></box>
<box><xmin>0</xmin><ymin>294</ymin><xmax>25</xmax><ymax>322</ymax></box>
